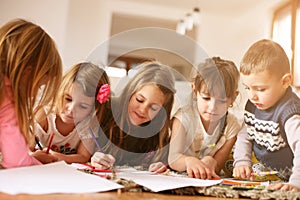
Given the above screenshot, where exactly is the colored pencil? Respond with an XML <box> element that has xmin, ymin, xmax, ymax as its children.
<box><xmin>251</xmin><ymin>171</ymin><xmax>278</xmax><ymax>176</ymax></box>
<box><xmin>81</xmin><ymin>163</ymin><xmax>113</xmax><ymax>173</ymax></box>
<box><xmin>88</xmin><ymin>127</ymin><xmax>116</xmax><ymax>177</ymax></box>
<box><xmin>88</xmin><ymin>127</ymin><xmax>103</xmax><ymax>152</ymax></box>
<box><xmin>222</xmin><ymin>179</ymin><xmax>263</xmax><ymax>186</ymax></box>
<box><xmin>92</xmin><ymin>169</ymin><xmax>113</xmax><ymax>173</ymax></box>
<box><xmin>35</xmin><ymin>136</ymin><xmax>43</xmax><ymax>150</ymax></box>
<box><xmin>46</xmin><ymin>133</ymin><xmax>54</xmax><ymax>154</ymax></box>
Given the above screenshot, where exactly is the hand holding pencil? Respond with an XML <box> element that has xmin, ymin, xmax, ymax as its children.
<box><xmin>31</xmin><ymin>133</ymin><xmax>57</xmax><ymax>164</ymax></box>
<box><xmin>31</xmin><ymin>150</ymin><xmax>58</xmax><ymax>164</ymax></box>
<box><xmin>91</xmin><ymin>152</ymin><xmax>115</xmax><ymax>170</ymax></box>
<box><xmin>88</xmin><ymin>127</ymin><xmax>115</xmax><ymax>169</ymax></box>
<box><xmin>35</xmin><ymin>136</ymin><xmax>43</xmax><ymax>150</ymax></box>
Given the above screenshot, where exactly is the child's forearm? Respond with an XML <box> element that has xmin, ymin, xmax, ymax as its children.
<box><xmin>51</xmin><ymin>151</ymin><xmax>91</xmax><ymax>164</ymax></box>
<box><xmin>233</xmin><ymin>125</ymin><xmax>253</xmax><ymax>167</ymax></box>
<box><xmin>214</xmin><ymin>137</ymin><xmax>237</xmax><ymax>173</ymax></box>
<box><xmin>285</xmin><ymin>115</ymin><xmax>300</xmax><ymax>188</ymax></box>
<box><xmin>168</xmin><ymin>154</ymin><xmax>189</xmax><ymax>172</ymax></box>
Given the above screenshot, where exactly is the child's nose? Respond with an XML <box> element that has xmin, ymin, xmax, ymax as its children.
<box><xmin>66</xmin><ymin>103</ymin><xmax>75</xmax><ymax>112</ymax></box>
<box><xmin>209</xmin><ymin>100</ymin><xmax>216</xmax><ymax>110</ymax></box>
<box><xmin>139</xmin><ymin>103</ymin><xmax>148</xmax><ymax>114</ymax></box>
<box><xmin>249</xmin><ymin>90</ymin><xmax>258</xmax><ymax>100</ymax></box>
<box><xmin>138</xmin><ymin>103</ymin><xmax>151</xmax><ymax>117</ymax></box>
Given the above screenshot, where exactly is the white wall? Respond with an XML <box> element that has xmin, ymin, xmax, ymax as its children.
<box><xmin>197</xmin><ymin>5</ymin><xmax>275</xmax><ymax>66</ymax></box>
<box><xmin>0</xmin><ymin>0</ymin><xmax>279</xmax><ymax>69</ymax></box>
<box><xmin>62</xmin><ymin>0</ymin><xmax>111</xmax><ymax>71</ymax></box>
<box><xmin>0</xmin><ymin>0</ymin><xmax>112</xmax><ymax>71</ymax></box>
<box><xmin>1</xmin><ymin>0</ymin><xmax>69</xmax><ymax>67</ymax></box>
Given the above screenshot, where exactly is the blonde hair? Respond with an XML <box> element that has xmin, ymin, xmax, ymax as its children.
<box><xmin>109</xmin><ymin>61</ymin><xmax>176</xmax><ymax>149</ymax></box>
<box><xmin>240</xmin><ymin>39</ymin><xmax>290</xmax><ymax>77</ymax></box>
<box><xmin>194</xmin><ymin>57</ymin><xmax>239</xmax><ymax>100</ymax></box>
<box><xmin>56</xmin><ymin>62</ymin><xmax>110</xmax><ymax>125</ymax></box>
<box><xmin>0</xmin><ymin>18</ymin><xmax>62</xmax><ymax>146</ymax></box>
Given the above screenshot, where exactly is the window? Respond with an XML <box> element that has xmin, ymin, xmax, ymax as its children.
<box><xmin>272</xmin><ymin>0</ymin><xmax>300</xmax><ymax>86</ymax></box>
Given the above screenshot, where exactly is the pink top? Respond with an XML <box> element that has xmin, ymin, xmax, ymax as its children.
<box><xmin>0</xmin><ymin>77</ymin><xmax>41</xmax><ymax>168</ymax></box>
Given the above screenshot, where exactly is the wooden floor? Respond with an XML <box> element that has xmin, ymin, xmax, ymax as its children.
<box><xmin>0</xmin><ymin>191</ymin><xmax>239</xmax><ymax>200</ymax></box>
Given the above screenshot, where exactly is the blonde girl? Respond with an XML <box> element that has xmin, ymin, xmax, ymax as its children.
<box><xmin>0</xmin><ymin>18</ymin><xmax>62</xmax><ymax>168</ymax></box>
<box><xmin>35</xmin><ymin>62</ymin><xmax>111</xmax><ymax>164</ymax></box>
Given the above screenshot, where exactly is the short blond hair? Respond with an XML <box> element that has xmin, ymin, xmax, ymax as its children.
<box><xmin>240</xmin><ymin>39</ymin><xmax>290</xmax><ymax>77</ymax></box>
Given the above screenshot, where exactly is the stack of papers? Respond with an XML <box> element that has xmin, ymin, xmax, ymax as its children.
<box><xmin>71</xmin><ymin>163</ymin><xmax>222</xmax><ymax>192</ymax></box>
<box><xmin>0</xmin><ymin>161</ymin><xmax>223</xmax><ymax>195</ymax></box>
<box><xmin>0</xmin><ymin>161</ymin><xmax>123</xmax><ymax>195</ymax></box>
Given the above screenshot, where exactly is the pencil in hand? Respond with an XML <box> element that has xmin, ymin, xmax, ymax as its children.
<box><xmin>35</xmin><ymin>136</ymin><xmax>43</xmax><ymax>150</ymax></box>
<box><xmin>88</xmin><ymin>127</ymin><xmax>103</xmax><ymax>152</ymax></box>
<box><xmin>46</xmin><ymin>133</ymin><xmax>54</xmax><ymax>154</ymax></box>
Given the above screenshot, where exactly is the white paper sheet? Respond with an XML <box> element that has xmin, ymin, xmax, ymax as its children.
<box><xmin>0</xmin><ymin>161</ymin><xmax>123</xmax><ymax>195</ymax></box>
<box><xmin>70</xmin><ymin>163</ymin><xmax>222</xmax><ymax>192</ymax></box>
<box><xmin>118</xmin><ymin>171</ymin><xmax>222</xmax><ymax>192</ymax></box>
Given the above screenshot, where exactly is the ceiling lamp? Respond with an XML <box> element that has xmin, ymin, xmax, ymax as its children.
<box><xmin>192</xmin><ymin>7</ymin><xmax>201</xmax><ymax>26</ymax></box>
<box><xmin>176</xmin><ymin>7</ymin><xmax>201</xmax><ymax>35</ymax></box>
<box><xmin>176</xmin><ymin>19</ymin><xmax>186</xmax><ymax>35</ymax></box>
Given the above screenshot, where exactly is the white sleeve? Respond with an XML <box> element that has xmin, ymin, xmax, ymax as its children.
<box><xmin>285</xmin><ymin>115</ymin><xmax>300</xmax><ymax>188</ymax></box>
<box><xmin>233</xmin><ymin>124</ymin><xmax>253</xmax><ymax>167</ymax></box>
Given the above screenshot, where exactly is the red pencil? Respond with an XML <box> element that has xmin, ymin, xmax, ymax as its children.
<box><xmin>46</xmin><ymin>133</ymin><xmax>54</xmax><ymax>154</ymax></box>
<box><xmin>81</xmin><ymin>163</ymin><xmax>113</xmax><ymax>173</ymax></box>
<box><xmin>222</xmin><ymin>179</ymin><xmax>262</xmax><ymax>186</ymax></box>
<box><xmin>81</xmin><ymin>163</ymin><xmax>95</xmax><ymax>169</ymax></box>
<box><xmin>92</xmin><ymin>169</ymin><xmax>113</xmax><ymax>173</ymax></box>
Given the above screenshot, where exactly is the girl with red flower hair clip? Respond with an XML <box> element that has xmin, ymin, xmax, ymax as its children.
<box><xmin>33</xmin><ymin>62</ymin><xmax>111</xmax><ymax>164</ymax></box>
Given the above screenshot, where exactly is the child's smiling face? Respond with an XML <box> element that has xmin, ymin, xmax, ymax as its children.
<box><xmin>128</xmin><ymin>84</ymin><xmax>165</xmax><ymax>126</ymax></box>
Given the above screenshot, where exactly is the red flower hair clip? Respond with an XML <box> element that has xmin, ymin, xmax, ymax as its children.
<box><xmin>97</xmin><ymin>84</ymin><xmax>110</xmax><ymax>104</ymax></box>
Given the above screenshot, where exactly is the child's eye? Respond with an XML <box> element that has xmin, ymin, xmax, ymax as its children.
<box><xmin>150</xmin><ymin>105</ymin><xmax>161</xmax><ymax>112</ymax></box>
<box><xmin>257</xmin><ymin>88</ymin><xmax>266</xmax><ymax>92</ymax></box>
<box><xmin>218</xmin><ymin>99</ymin><xmax>227</xmax><ymax>104</ymax></box>
<box><xmin>65</xmin><ymin>97</ymin><xmax>72</xmax><ymax>102</ymax></box>
<box><xmin>244</xmin><ymin>86</ymin><xmax>250</xmax><ymax>90</ymax></box>
<box><xmin>136</xmin><ymin>97</ymin><xmax>143</xmax><ymax>103</ymax></box>
<box><xmin>201</xmin><ymin>96</ymin><xmax>211</xmax><ymax>101</ymax></box>
<box><xmin>80</xmin><ymin>105</ymin><xmax>88</xmax><ymax>109</ymax></box>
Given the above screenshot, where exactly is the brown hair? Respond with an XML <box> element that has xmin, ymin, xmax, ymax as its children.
<box><xmin>193</xmin><ymin>57</ymin><xmax>239</xmax><ymax>100</ymax></box>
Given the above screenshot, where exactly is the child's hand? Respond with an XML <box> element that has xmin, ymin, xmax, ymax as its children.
<box><xmin>268</xmin><ymin>182</ymin><xmax>300</xmax><ymax>192</ymax></box>
<box><xmin>148</xmin><ymin>162</ymin><xmax>168</xmax><ymax>173</ymax></box>
<box><xmin>91</xmin><ymin>152</ymin><xmax>115</xmax><ymax>169</ymax></box>
<box><xmin>201</xmin><ymin>156</ymin><xmax>220</xmax><ymax>179</ymax></box>
<box><xmin>31</xmin><ymin>150</ymin><xmax>58</xmax><ymax>164</ymax></box>
<box><xmin>233</xmin><ymin>165</ymin><xmax>252</xmax><ymax>179</ymax></box>
<box><xmin>185</xmin><ymin>157</ymin><xmax>218</xmax><ymax>179</ymax></box>
<box><xmin>201</xmin><ymin>156</ymin><xmax>217</xmax><ymax>169</ymax></box>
